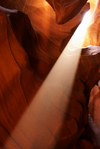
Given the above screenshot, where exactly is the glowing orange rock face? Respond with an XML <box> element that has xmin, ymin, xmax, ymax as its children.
<box><xmin>0</xmin><ymin>0</ymin><xmax>89</xmax><ymax>78</ymax></box>
<box><xmin>1</xmin><ymin>1</ymin><xmax>100</xmax><ymax>149</ymax></box>
<box><xmin>46</xmin><ymin>0</ymin><xmax>88</xmax><ymax>24</ymax></box>
<box><xmin>83</xmin><ymin>0</ymin><xmax>100</xmax><ymax>46</ymax></box>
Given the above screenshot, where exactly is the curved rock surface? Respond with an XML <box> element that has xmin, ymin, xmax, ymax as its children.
<box><xmin>0</xmin><ymin>0</ymin><xmax>100</xmax><ymax>149</ymax></box>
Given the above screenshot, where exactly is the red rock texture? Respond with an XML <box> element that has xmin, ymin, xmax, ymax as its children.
<box><xmin>0</xmin><ymin>0</ymin><xmax>100</xmax><ymax>149</ymax></box>
<box><xmin>46</xmin><ymin>0</ymin><xmax>88</xmax><ymax>24</ymax></box>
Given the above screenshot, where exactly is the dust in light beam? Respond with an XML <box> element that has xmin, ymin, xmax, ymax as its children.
<box><xmin>70</xmin><ymin>11</ymin><xmax>92</xmax><ymax>48</ymax></box>
<box><xmin>4</xmin><ymin>10</ymin><xmax>92</xmax><ymax>149</ymax></box>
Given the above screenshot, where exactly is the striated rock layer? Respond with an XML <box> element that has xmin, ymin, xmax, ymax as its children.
<box><xmin>1</xmin><ymin>0</ymin><xmax>100</xmax><ymax>149</ymax></box>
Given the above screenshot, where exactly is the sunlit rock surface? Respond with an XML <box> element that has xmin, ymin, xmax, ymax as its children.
<box><xmin>46</xmin><ymin>0</ymin><xmax>88</xmax><ymax>24</ymax></box>
<box><xmin>83</xmin><ymin>0</ymin><xmax>100</xmax><ymax>46</ymax></box>
<box><xmin>0</xmin><ymin>0</ymin><xmax>88</xmax><ymax>24</ymax></box>
<box><xmin>0</xmin><ymin>0</ymin><xmax>100</xmax><ymax>149</ymax></box>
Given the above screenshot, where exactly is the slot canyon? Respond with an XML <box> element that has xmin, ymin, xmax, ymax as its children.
<box><xmin>0</xmin><ymin>0</ymin><xmax>100</xmax><ymax>148</ymax></box>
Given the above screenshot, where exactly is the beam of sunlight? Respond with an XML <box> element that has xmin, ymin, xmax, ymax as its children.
<box><xmin>70</xmin><ymin>10</ymin><xmax>92</xmax><ymax>48</ymax></box>
<box><xmin>4</xmin><ymin>10</ymin><xmax>92</xmax><ymax>149</ymax></box>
